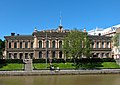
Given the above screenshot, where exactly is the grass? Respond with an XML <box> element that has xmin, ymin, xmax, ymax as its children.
<box><xmin>33</xmin><ymin>63</ymin><xmax>75</xmax><ymax>69</ymax></box>
<box><xmin>0</xmin><ymin>62</ymin><xmax>119</xmax><ymax>70</ymax></box>
<box><xmin>101</xmin><ymin>62</ymin><xmax>120</xmax><ymax>68</ymax></box>
<box><xmin>0</xmin><ymin>63</ymin><xmax>24</xmax><ymax>71</ymax></box>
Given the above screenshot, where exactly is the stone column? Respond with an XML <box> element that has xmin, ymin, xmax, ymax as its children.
<box><xmin>17</xmin><ymin>42</ymin><xmax>20</xmax><ymax>48</ymax></box>
<box><xmin>34</xmin><ymin>51</ymin><xmax>38</xmax><ymax>59</ymax></box>
<box><xmin>57</xmin><ymin>40</ymin><xmax>59</xmax><ymax>48</ymax></box>
<box><xmin>28</xmin><ymin>41</ymin><xmax>30</xmax><ymax>48</ymax></box>
<box><xmin>50</xmin><ymin>40</ymin><xmax>52</xmax><ymax>48</ymax></box>
<box><xmin>104</xmin><ymin>41</ymin><xmax>106</xmax><ymax>48</ymax></box>
<box><xmin>23</xmin><ymin>41</ymin><xmax>25</xmax><ymax>48</ymax></box>
<box><xmin>99</xmin><ymin>41</ymin><xmax>101</xmax><ymax>48</ymax></box>
<box><xmin>33</xmin><ymin>35</ymin><xmax>38</xmax><ymax>48</ymax></box>
<box><xmin>94</xmin><ymin>41</ymin><xmax>96</xmax><ymax>48</ymax></box>
<box><xmin>11</xmin><ymin>41</ymin><xmax>14</xmax><ymax>48</ymax></box>
<box><xmin>57</xmin><ymin>51</ymin><xmax>59</xmax><ymax>59</ymax></box>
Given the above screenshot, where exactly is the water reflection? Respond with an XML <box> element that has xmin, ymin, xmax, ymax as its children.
<box><xmin>0</xmin><ymin>74</ymin><xmax>120</xmax><ymax>85</ymax></box>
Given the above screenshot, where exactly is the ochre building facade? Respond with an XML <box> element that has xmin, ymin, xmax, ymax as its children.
<box><xmin>4</xmin><ymin>26</ymin><xmax>113</xmax><ymax>59</ymax></box>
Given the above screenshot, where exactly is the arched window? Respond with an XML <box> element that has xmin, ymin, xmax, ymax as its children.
<box><xmin>46</xmin><ymin>51</ymin><xmax>49</xmax><ymax>58</ymax></box>
<box><xmin>59</xmin><ymin>51</ymin><xmax>62</xmax><ymax>58</ymax></box>
<box><xmin>19</xmin><ymin>53</ymin><xmax>23</xmax><ymax>59</ymax></box>
<box><xmin>96</xmin><ymin>42</ymin><xmax>99</xmax><ymax>48</ymax></box>
<box><xmin>20</xmin><ymin>42</ymin><xmax>22</xmax><ymax>48</ymax></box>
<box><xmin>59</xmin><ymin>41</ymin><xmax>62</xmax><ymax>48</ymax></box>
<box><xmin>25</xmin><ymin>42</ymin><xmax>28</xmax><ymax>48</ymax></box>
<box><xmin>9</xmin><ymin>53</ymin><xmax>12</xmax><ymax>59</ymax></box>
<box><xmin>25</xmin><ymin>53</ymin><xmax>28</xmax><ymax>59</ymax></box>
<box><xmin>14</xmin><ymin>53</ymin><xmax>17</xmax><ymax>59</ymax></box>
<box><xmin>52</xmin><ymin>51</ymin><xmax>55</xmax><ymax>58</ymax></box>
<box><xmin>106</xmin><ymin>53</ymin><xmax>109</xmax><ymax>58</ymax></box>
<box><xmin>46</xmin><ymin>41</ymin><xmax>49</xmax><ymax>48</ymax></box>
<box><xmin>106</xmin><ymin>42</ymin><xmax>109</xmax><ymax>48</ymax></box>
<box><xmin>39</xmin><ymin>41</ymin><xmax>42</xmax><ymax>48</ymax></box>
<box><xmin>31</xmin><ymin>42</ymin><xmax>33</xmax><ymax>48</ymax></box>
<box><xmin>39</xmin><ymin>52</ymin><xmax>42</xmax><ymax>58</ymax></box>
<box><xmin>52</xmin><ymin>41</ymin><xmax>55</xmax><ymax>48</ymax></box>
<box><xmin>92</xmin><ymin>42</ymin><xmax>94</xmax><ymax>48</ymax></box>
<box><xmin>9</xmin><ymin>42</ymin><xmax>11</xmax><ymax>48</ymax></box>
<box><xmin>14</xmin><ymin>42</ymin><xmax>17</xmax><ymax>48</ymax></box>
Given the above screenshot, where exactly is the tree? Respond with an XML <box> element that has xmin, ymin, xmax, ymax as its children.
<box><xmin>0</xmin><ymin>39</ymin><xmax>5</xmax><ymax>58</ymax></box>
<box><xmin>63</xmin><ymin>29</ymin><xmax>91</xmax><ymax>62</ymax></box>
<box><xmin>112</xmin><ymin>33</ymin><xmax>120</xmax><ymax>47</ymax></box>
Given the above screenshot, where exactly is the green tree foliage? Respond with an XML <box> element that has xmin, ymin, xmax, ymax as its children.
<box><xmin>0</xmin><ymin>39</ymin><xmax>5</xmax><ymax>58</ymax></box>
<box><xmin>63</xmin><ymin>29</ymin><xmax>91</xmax><ymax>60</ymax></box>
<box><xmin>112</xmin><ymin>33</ymin><xmax>120</xmax><ymax>47</ymax></box>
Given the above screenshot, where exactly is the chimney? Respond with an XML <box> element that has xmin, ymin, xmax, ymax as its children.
<box><xmin>17</xmin><ymin>34</ymin><xmax>20</xmax><ymax>36</ymax></box>
<box><xmin>11</xmin><ymin>33</ymin><xmax>15</xmax><ymax>36</ymax></box>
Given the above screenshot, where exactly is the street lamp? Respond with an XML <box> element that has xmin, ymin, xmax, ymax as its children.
<box><xmin>46</xmin><ymin>32</ymin><xmax>48</xmax><ymax>68</ymax></box>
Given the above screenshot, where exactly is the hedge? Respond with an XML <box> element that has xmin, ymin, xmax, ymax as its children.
<box><xmin>0</xmin><ymin>58</ymin><xmax>116</xmax><ymax>64</ymax></box>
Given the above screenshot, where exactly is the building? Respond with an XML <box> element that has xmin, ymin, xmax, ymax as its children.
<box><xmin>4</xmin><ymin>25</ymin><xmax>113</xmax><ymax>59</ymax></box>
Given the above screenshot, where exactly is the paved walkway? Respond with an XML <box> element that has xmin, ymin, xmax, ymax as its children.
<box><xmin>0</xmin><ymin>69</ymin><xmax>120</xmax><ymax>76</ymax></box>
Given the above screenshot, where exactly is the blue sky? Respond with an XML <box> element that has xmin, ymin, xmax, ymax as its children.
<box><xmin>0</xmin><ymin>0</ymin><xmax>120</xmax><ymax>40</ymax></box>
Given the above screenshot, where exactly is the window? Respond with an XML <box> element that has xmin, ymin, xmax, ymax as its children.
<box><xmin>9</xmin><ymin>42</ymin><xmax>11</xmax><ymax>48</ymax></box>
<box><xmin>46</xmin><ymin>51</ymin><xmax>49</xmax><ymax>58</ymax></box>
<box><xmin>31</xmin><ymin>42</ymin><xmax>33</xmax><ymax>48</ymax></box>
<box><xmin>39</xmin><ymin>41</ymin><xmax>42</xmax><ymax>48</ymax></box>
<box><xmin>25</xmin><ymin>42</ymin><xmax>28</xmax><ymax>48</ymax></box>
<box><xmin>30</xmin><ymin>53</ymin><xmax>34</xmax><ymax>59</ymax></box>
<box><xmin>25</xmin><ymin>53</ymin><xmax>28</xmax><ymax>59</ymax></box>
<box><xmin>96</xmin><ymin>42</ymin><xmax>99</xmax><ymax>48</ymax></box>
<box><xmin>101</xmin><ymin>53</ymin><xmax>104</xmax><ymax>57</ymax></box>
<box><xmin>106</xmin><ymin>42</ymin><xmax>109</xmax><ymax>48</ymax></box>
<box><xmin>39</xmin><ymin>52</ymin><xmax>42</xmax><ymax>58</ymax></box>
<box><xmin>20</xmin><ymin>42</ymin><xmax>22</xmax><ymax>48</ymax></box>
<box><xmin>59</xmin><ymin>51</ymin><xmax>62</xmax><ymax>58</ymax></box>
<box><xmin>14</xmin><ymin>53</ymin><xmax>17</xmax><ymax>59</ymax></box>
<box><xmin>96</xmin><ymin>53</ymin><xmax>99</xmax><ymax>57</ymax></box>
<box><xmin>52</xmin><ymin>51</ymin><xmax>55</xmax><ymax>58</ymax></box>
<box><xmin>46</xmin><ymin>41</ymin><xmax>49</xmax><ymax>48</ymax></box>
<box><xmin>19</xmin><ymin>53</ymin><xmax>23</xmax><ymax>59</ymax></box>
<box><xmin>59</xmin><ymin>41</ymin><xmax>62</xmax><ymax>48</ymax></box>
<box><xmin>14</xmin><ymin>42</ymin><xmax>17</xmax><ymax>48</ymax></box>
<box><xmin>92</xmin><ymin>42</ymin><xmax>94</xmax><ymax>48</ymax></box>
<box><xmin>9</xmin><ymin>53</ymin><xmax>12</xmax><ymax>59</ymax></box>
<box><xmin>106</xmin><ymin>53</ymin><xmax>109</xmax><ymax>58</ymax></box>
<box><xmin>102</xmin><ymin>42</ymin><xmax>104</xmax><ymax>48</ymax></box>
<box><xmin>52</xmin><ymin>41</ymin><xmax>55</xmax><ymax>48</ymax></box>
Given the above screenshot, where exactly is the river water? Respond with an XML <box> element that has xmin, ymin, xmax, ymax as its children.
<box><xmin>0</xmin><ymin>74</ymin><xmax>120</xmax><ymax>85</ymax></box>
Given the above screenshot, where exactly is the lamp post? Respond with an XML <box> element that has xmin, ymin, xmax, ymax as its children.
<box><xmin>46</xmin><ymin>32</ymin><xmax>48</xmax><ymax>68</ymax></box>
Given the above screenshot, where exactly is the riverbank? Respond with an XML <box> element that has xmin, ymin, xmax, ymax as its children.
<box><xmin>0</xmin><ymin>69</ymin><xmax>120</xmax><ymax>76</ymax></box>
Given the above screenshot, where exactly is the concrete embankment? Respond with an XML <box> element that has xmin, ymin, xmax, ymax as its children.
<box><xmin>0</xmin><ymin>69</ymin><xmax>120</xmax><ymax>76</ymax></box>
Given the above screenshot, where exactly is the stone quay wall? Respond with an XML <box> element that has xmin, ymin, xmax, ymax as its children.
<box><xmin>0</xmin><ymin>69</ymin><xmax>120</xmax><ymax>76</ymax></box>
